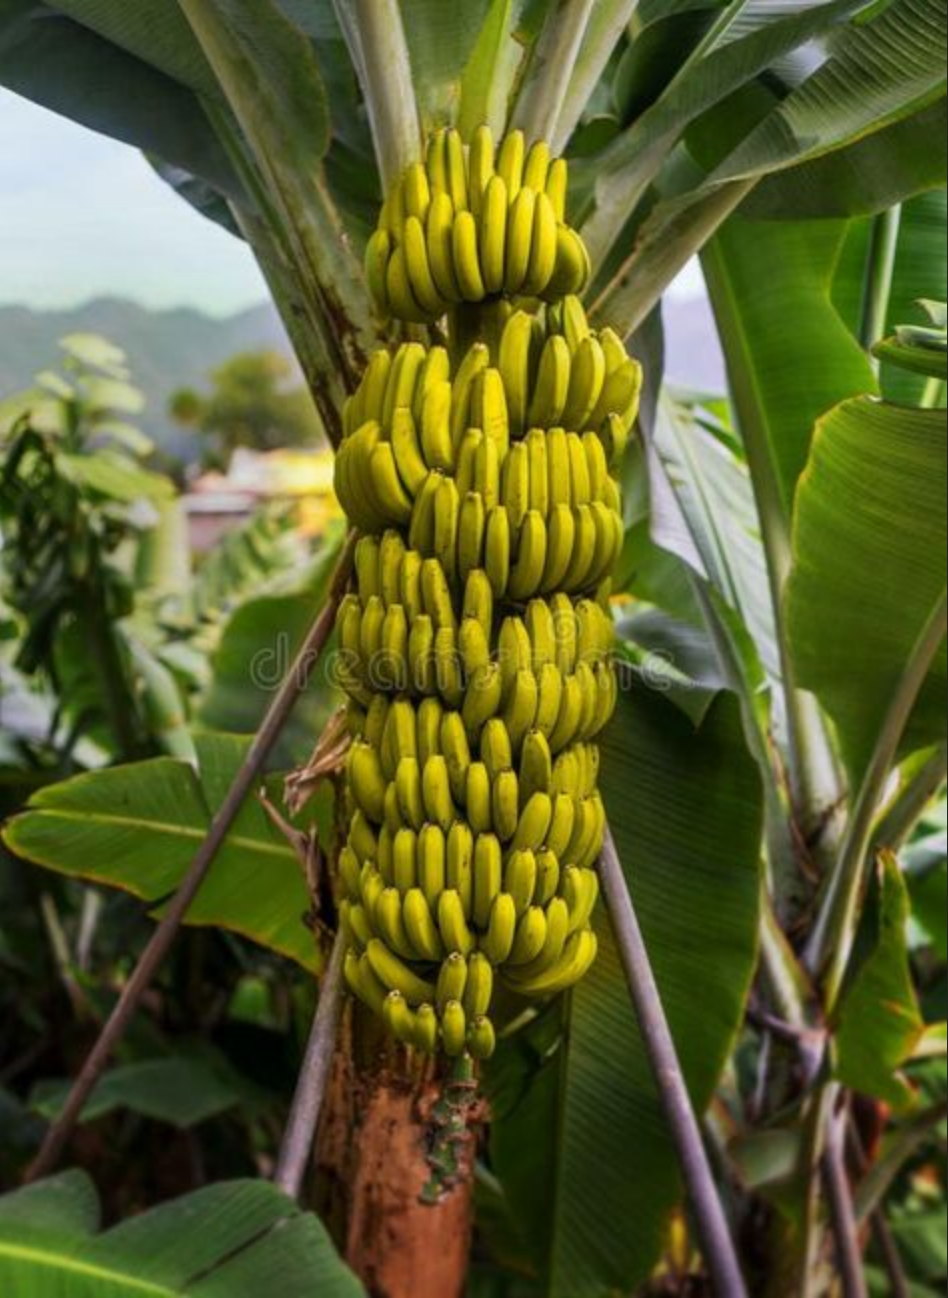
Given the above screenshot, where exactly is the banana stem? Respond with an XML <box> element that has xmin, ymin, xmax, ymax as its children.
<box><xmin>274</xmin><ymin>930</ymin><xmax>347</xmax><ymax>1200</ymax></box>
<box><xmin>599</xmin><ymin>826</ymin><xmax>748</xmax><ymax>1298</ymax></box>
<box><xmin>23</xmin><ymin>532</ymin><xmax>358</xmax><ymax>1184</ymax></box>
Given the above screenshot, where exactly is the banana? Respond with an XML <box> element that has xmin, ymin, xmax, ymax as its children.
<box><xmin>526</xmin><ymin>429</ymin><xmax>550</xmax><ymax>517</ymax></box>
<box><xmin>364</xmin><ymin>228</ymin><xmax>392</xmax><ymax>316</ymax></box>
<box><xmin>546</xmin><ymin>794</ymin><xmax>577</xmax><ymax>858</ymax></box>
<box><xmin>504</xmin><ymin>927</ymin><xmax>598</xmax><ymax>996</ymax></box>
<box><xmin>449</xmin><ymin>343</ymin><xmax>490</xmax><ymax>450</ymax></box>
<box><xmin>463</xmin><ymin>568</ymin><xmax>495</xmax><ymax>634</ymax></box>
<box><xmin>454</xmin><ymin>428</ymin><xmax>482</xmax><ymax>500</ymax></box>
<box><xmin>376</xmin><ymin>886</ymin><xmax>418</xmax><ymax>960</ymax></box>
<box><xmin>575</xmin><ymin>598</ymin><xmax>612</xmax><ymax>665</ymax></box>
<box><xmin>408</xmin><ymin>470</ymin><xmax>441</xmax><ymax>553</ymax></box>
<box><xmin>498</xmin><ymin>310</ymin><xmax>535</xmax><ymax>435</ymax></box>
<box><xmin>504</xmin><ymin>849</ymin><xmax>537</xmax><ymax>917</ymax></box>
<box><xmin>418</xmin><ymin>822</ymin><xmax>447</xmax><ymax>906</ymax></box>
<box><xmin>446</xmin><ymin>820</ymin><xmax>475</xmax><ymax>916</ymax></box>
<box><xmin>535</xmin><ymin>849</ymin><xmax>561</xmax><ymax>906</ymax></box>
<box><xmin>473</xmin><ymin>834</ymin><xmax>503</xmax><ymax>930</ymax></box>
<box><xmin>471</xmin><ymin>368</ymin><xmax>510</xmax><ymax>462</ymax></box>
<box><xmin>491</xmin><ymin>768</ymin><xmax>520</xmax><ymax>843</ymax></box>
<box><xmin>480</xmin><ymin>716</ymin><xmax>513</xmax><ymax>782</ymax></box>
<box><xmin>382</xmin><ymin>696</ymin><xmax>415</xmax><ymax>774</ymax></box>
<box><xmin>378</xmin><ymin>530</ymin><xmax>406</xmax><ymax>607</ymax></box>
<box><xmin>602</xmin><ymin>473</ymin><xmax>622</xmax><ymax>518</ymax></box>
<box><xmin>527</xmin><ymin>334</ymin><xmax>570</xmax><ymax>429</ymax></box>
<box><xmin>539</xmin><ymin>503</ymin><xmax>576</xmax><ymax>593</ymax></box>
<box><xmin>425</xmin><ymin>128</ymin><xmax>448</xmax><ymax>197</ymax></box>
<box><xmin>481</xmin><ymin>891</ymin><xmax>517</xmax><ymax>962</ymax></box>
<box><xmin>371</xmin><ymin>441</ymin><xmax>414</xmax><ymax>526</ymax></box>
<box><xmin>414</xmin><ymin>1002</ymin><xmax>440</xmax><ymax>1054</ymax></box>
<box><xmin>420</xmin><ymin>379</ymin><xmax>454</xmax><ymax>473</ymax></box>
<box><xmin>441</xmin><ymin>998</ymin><xmax>467</xmax><ymax>1056</ymax></box>
<box><xmin>445</xmin><ymin>128</ymin><xmax>468</xmax><ymax>211</ymax></box>
<box><xmin>467</xmin><ymin>1015</ymin><xmax>497</xmax><ymax>1059</ymax></box>
<box><xmin>383</xmin><ymin>989</ymin><xmax>417</xmax><ymax>1046</ymax></box>
<box><xmin>496</xmin><ymin>128</ymin><xmax>524</xmax><ymax>197</ymax></box>
<box><xmin>473</xmin><ymin>425</ymin><xmax>502</xmax><ymax>509</ymax></box>
<box><xmin>377</xmin><ymin>824</ymin><xmax>395</xmax><ymax>883</ymax></box>
<box><xmin>500</xmin><ymin>442</ymin><xmax>530</xmax><ymax>532</ymax></box>
<box><xmin>354</xmin><ymin>534</ymin><xmax>381</xmax><ymax>601</ymax></box>
<box><xmin>453</xmin><ymin>210</ymin><xmax>487</xmax><ymax>301</ymax></box>
<box><xmin>438</xmin><ymin>889</ymin><xmax>475</xmax><ymax>956</ymax></box>
<box><xmin>389</xmin><ymin>407</ymin><xmax>428</xmax><ymax>497</ymax></box>
<box><xmin>507</xmin><ymin>510</ymin><xmax>548</xmax><ymax>602</ymax></box>
<box><xmin>546</xmin><ymin>225</ymin><xmax>590</xmax><ymax>299</ymax></box>
<box><xmin>383</xmin><ymin>780</ymin><xmax>403</xmax><ymax>836</ymax></box>
<box><xmin>479</xmin><ymin>173</ymin><xmax>508</xmax><ymax>295</ymax></box>
<box><xmin>459</xmin><ymin>615</ymin><xmax>491</xmax><ymax>678</ymax></box>
<box><xmin>503</xmin><ymin>668</ymin><xmax>541</xmax><ymax>753</ymax></box>
<box><xmin>466</xmin><ymin>761</ymin><xmax>493</xmax><ymax>836</ymax></box>
<box><xmin>508</xmin><ymin>905</ymin><xmax>547</xmax><ymax>965</ymax></box>
<box><xmin>600</xmin><ymin>410</ymin><xmax>632</xmax><ymax>470</ymax></box>
<box><xmin>381</xmin><ymin>182</ymin><xmax>405</xmax><ymax>238</ymax></box>
<box><xmin>561</xmin><ymin>295</ymin><xmax>591</xmax><ymax>352</ymax></box>
<box><xmin>519</xmin><ymin>729</ymin><xmax>553</xmax><ymax>802</ymax></box>
<box><xmin>349</xmin><ymin>742</ymin><xmax>387</xmax><ymax>823</ymax></box>
<box><xmin>498</xmin><ymin>616</ymin><xmax>533</xmax><ymax>697</ymax></box>
<box><xmin>535</xmin><ymin>661</ymin><xmax>565</xmax><ymax>738</ymax></box>
<box><xmin>422</xmin><ymin>753</ymin><xmax>455</xmax><ymax>831</ymax></box>
<box><xmin>504</xmin><ymin>187</ymin><xmax>536</xmax><ymax>294</ymax></box>
<box><xmin>589</xmin><ymin>661</ymin><xmax>618</xmax><ymax>737</ymax></box>
<box><xmin>435</xmin><ymin>625</ymin><xmax>465</xmax><ymax>708</ymax></box>
<box><xmin>551</xmin><ymin>748</ymin><xmax>582</xmax><ymax>800</ymax></box>
<box><xmin>543</xmin><ymin>427</ymin><xmax>571</xmax><ymax>511</ymax></box>
<box><xmin>380</xmin><ymin>603</ymin><xmax>409</xmax><ymax>691</ymax></box>
<box><xmin>417</xmin><ymin>696</ymin><xmax>444</xmax><ymax>766</ymax></box>
<box><xmin>360</xmin><ymin>862</ymin><xmax>386</xmax><ymax>919</ymax></box>
<box><xmin>403</xmin><ymin>214</ymin><xmax>445</xmax><ymax>318</ymax></box>
<box><xmin>399</xmin><ymin>549</ymin><xmax>424</xmax><ymax>623</ymax></box>
<box><xmin>403</xmin><ymin>887</ymin><xmax>445</xmax><ymax>961</ymax></box>
<box><xmin>582</xmin><ymin>431</ymin><xmax>609</xmax><ymax>502</ymax></box>
<box><xmin>574</xmin><ymin>660</ymin><xmax>600</xmax><ymax>741</ymax></box>
<box><xmin>403</xmin><ymin>161</ymin><xmax>431</xmax><ymax>223</ymax></box>
<box><xmin>461</xmin><ymin>662</ymin><xmax>504</xmax><ymax>739</ymax></box>
<box><xmin>359</xmin><ymin>595</ymin><xmax>385</xmax><ymax>668</ymax></box>
<box><xmin>339</xmin><ymin>845</ymin><xmax>362</xmax><ymax>901</ymax></box>
<box><xmin>463</xmin><ymin>951</ymin><xmax>494</xmax><ymax>1019</ymax></box>
<box><xmin>521</xmin><ymin>190</ymin><xmax>557</xmax><ymax>298</ymax></box>
<box><xmin>548</xmin><ymin>674</ymin><xmax>585</xmax><ymax>752</ymax></box>
<box><xmin>484</xmin><ymin>506</ymin><xmax>512</xmax><ymax>597</ymax></box>
<box><xmin>426</xmin><ymin>191</ymin><xmax>461</xmax><ymax>301</ymax></box>
<box><xmin>440</xmin><ymin>711</ymin><xmax>472</xmax><ymax>805</ymax></box>
<box><xmin>386</xmin><ymin>243</ymin><xmax>428</xmax><ymax>323</ymax></box>
<box><xmin>364</xmin><ymin>694</ymin><xmax>391</xmax><ymax>750</ymax></box>
<box><xmin>589</xmin><ymin>356</ymin><xmax>643</xmax><ymax>430</ymax></box>
<box><xmin>564</xmin><ymin>432</ymin><xmax>592</xmax><ymax>506</ymax></box>
<box><xmin>560</xmin><ymin>504</ymin><xmax>597</xmax><ymax>591</ymax></box>
<box><xmin>458</xmin><ymin>491</ymin><xmax>486</xmax><ymax>582</ymax></box>
<box><xmin>395</xmin><ymin>756</ymin><xmax>425</xmax><ymax>831</ymax></box>
<box><xmin>588</xmin><ymin>500</ymin><xmax>623</xmax><ymax>587</ymax></box>
<box><xmin>408</xmin><ymin>613</ymin><xmax>436</xmax><ymax>696</ymax></box>
<box><xmin>420</xmin><ymin>557</ymin><xmax>456</xmax><ymax>631</ymax></box>
<box><xmin>468</xmin><ymin>123</ymin><xmax>494</xmax><ymax>218</ymax></box>
<box><xmin>598</xmin><ymin>326</ymin><xmax>627</xmax><ymax>374</ymax></box>
<box><xmin>525</xmin><ymin>598</ymin><xmax>557</xmax><ymax>670</ymax></box>
<box><xmin>436</xmin><ymin>951</ymin><xmax>468</xmax><ymax>1011</ymax></box>
<box><xmin>522</xmin><ymin>138</ymin><xmax>550</xmax><ymax>192</ymax></box>
<box><xmin>510</xmin><ymin>791</ymin><xmax>553</xmax><ymax>854</ymax></box>
<box><xmin>516</xmin><ymin>896</ymin><xmax>570</xmax><ymax>977</ymax></box>
<box><xmin>562</xmin><ymin>864</ymin><xmax>600</xmax><ymax>932</ymax></box>
<box><xmin>433</xmin><ymin>475</ymin><xmax>461</xmax><ymax>581</ymax></box>
<box><xmin>349</xmin><ymin>810</ymin><xmax>378</xmax><ymax>867</ymax></box>
<box><xmin>338</xmin><ymin>594</ymin><xmax>364</xmax><ymax>681</ymax></box>
<box><xmin>393</xmin><ymin>825</ymin><xmax>418</xmax><ymax>893</ymax></box>
<box><xmin>549</xmin><ymin>593</ymin><xmax>578</xmax><ymax>674</ymax></box>
<box><xmin>562</xmin><ymin>335</ymin><xmax>606</xmax><ymax>432</ymax></box>
<box><xmin>359</xmin><ymin>349</ymin><xmax>394</xmax><ymax>426</ymax></box>
<box><xmin>545</xmin><ymin>157</ymin><xmax>568</xmax><ymax>222</ymax></box>
<box><xmin>345</xmin><ymin>950</ymin><xmax>387</xmax><ymax>1015</ymax></box>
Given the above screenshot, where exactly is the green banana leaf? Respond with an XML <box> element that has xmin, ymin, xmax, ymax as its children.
<box><xmin>487</xmin><ymin>675</ymin><xmax>763</xmax><ymax>1296</ymax></box>
<box><xmin>2</xmin><ymin>732</ymin><xmax>326</xmax><ymax>971</ymax></box>
<box><xmin>834</xmin><ymin>853</ymin><xmax>927</xmax><ymax>1109</ymax></box>
<box><xmin>0</xmin><ymin>1171</ymin><xmax>364</xmax><ymax>1296</ymax></box>
<box><xmin>785</xmin><ymin>389</ymin><xmax>947</xmax><ymax>783</ymax></box>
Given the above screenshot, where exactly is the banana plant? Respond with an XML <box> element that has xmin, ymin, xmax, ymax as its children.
<box><xmin>1</xmin><ymin>3</ymin><xmax>946</xmax><ymax>1296</ymax></box>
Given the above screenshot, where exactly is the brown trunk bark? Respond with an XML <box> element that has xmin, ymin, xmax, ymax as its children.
<box><xmin>316</xmin><ymin>1008</ymin><xmax>479</xmax><ymax>1298</ymax></box>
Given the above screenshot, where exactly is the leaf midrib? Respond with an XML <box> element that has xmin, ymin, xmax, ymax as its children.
<box><xmin>0</xmin><ymin>1237</ymin><xmax>173</xmax><ymax>1295</ymax></box>
<box><xmin>16</xmin><ymin>809</ymin><xmax>292</xmax><ymax>860</ymax></box>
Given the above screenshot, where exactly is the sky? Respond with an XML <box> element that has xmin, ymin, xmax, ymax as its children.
<box><xmin>0</xmin><ymin>87</ymin><xmax>704</xmax><ymax>317</ymax></box>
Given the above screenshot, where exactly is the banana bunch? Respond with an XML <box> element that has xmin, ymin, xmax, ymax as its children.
<box><xmin>364</xmin><ymin>127</ymin><xmax>591</xmax><ymax>321</ymax></box>
<box><xmin>335</xmin><ymin>129</ymin><xmax>634</xmax><ymax>1062</ymax></box>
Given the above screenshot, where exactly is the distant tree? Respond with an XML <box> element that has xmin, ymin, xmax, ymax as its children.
<box><xmin>169</xmin><ymin>350</ymin><xmax>323</xmax><ymax>465</ymax></box>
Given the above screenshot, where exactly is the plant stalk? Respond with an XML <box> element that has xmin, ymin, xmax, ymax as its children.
<box><xmin>511</xmin><ymin>0</ymin><xmax>596</xmax><ymax>147</ymax></box>
<box><xmin>599</xmin><ymin>826</ymin><xmax>748</xmax><ymax>1298</ymax></box>
<box><xmin>872</xmin><ymin>744</ymin><xmax>947</xmax><ymax>851</ymax></box>
<box><xmin>805</xmin><ymin>587</ymin><xmax>948</xmax><ymax>1008</ymax></box>
<box><xmin>342</xmin><ymin>0</ymin><xmax>420</xmax><ymax>189</ymax></box>
<box><xmin>822</xmin><ymin>1096</ymin><xmax>868</xmax><ymax>1298</ymax></box>
<box><xmin>859</xmin><ymin>205</ymin><xmax>903</xmax><ymax>360</ymax></box>
<box><xmin>23</xmin><ymin>531</ymin><xmax>357</xmax><ymax>1184</ymax></box>
<box><xmin>274</xmin><ymin>929</ymin><xmax>346</xmax><ymax>1200</ymax></box>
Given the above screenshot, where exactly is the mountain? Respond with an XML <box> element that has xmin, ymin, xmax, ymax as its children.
<box><xmin>0</xmin><ymin>297</ymin><xmax>297</xmax><ymax>462</ymax></box>
<box><xmin>0</xmin><ymin>294</ymin><xmax>724</xmax><ymax>462</ymax></box>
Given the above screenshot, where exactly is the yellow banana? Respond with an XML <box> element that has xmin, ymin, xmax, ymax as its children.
<box><xmin>403</xmin><ymin>161</ymin><xmax>431</xmax><ymax>223</ymax></box>
<box><xmin>345</xmin><ymin>949</ymin><xmax>387</xmax><ymax>1015</ymax></box>
<box><xmin>383</xmin><ymin>989</ymin><xmax>417</xmax><ymax>1046</ymax></box>
<box><xmin>527</xmin><ymin>334</ymin><xmax>570</xmax><ymax>428</ymax></box>
<box><xmin>339</xmin><ymin>845</ymin><xmax>362</xmax><ymax>900</ymax></box>
<box><xmin>461</xmin><ymin>662</ymin><xmax>504</xmax><ymax>739</ymax></box>
<box><xmin>360</xmin><ymin>861</ymin><xmax>385</xmax><ymax>919</ymax></box>
<box><xmin>522</xmin><ymin>138</ymin><xmax>550</xmax><ymax>192</ymax></box>
<box><xmin>349</xmin><ymin>741</ymin><xmax>387</xmax><ymax>823</ymax></box>
<box><xmin>403</xmin><ymin>887</ymin><xmax>445</xmax><ymax>962</ymax></box>
<box><xmin>445</xmin><ymin>128</ymin><xmax>468</xmax><ymax>211</ymax></box>
<box><xmin>496</xmin><ymin>128</ymin><xmax>524</xmax><ymax>197</ymax></box>
<box><xmin>377</xmin><ymin>824</ymin><xmax>395</xmax><ymax>884</ymax></box>
<box><xmin>480</xmin><ymin>716</ymin><xmax>513</xmax><ymax>782</ymax></box>
<box><xmin>463</xmin><ymin>951</ymin><xmax>494</xmax><ymax>1018</ymax></box>
<box><xmin>504</xmin><ymin>849</ymin><xmax>537</xmax><ymax>917</ymax></box>
<box><xmin>414</xmin><ymin>1002</ymin><xmax>440</xmax><ymax>1054</ymax></box>
<box><xmin>522</xmin><ymin>190</ymin><xmax>557</xmax><ymax>299</ymax></box>
<box><xmin>393</xmin><ymin>825</ymin><xmax>418</xmax><ymax>893</ymax></box>
<box><xmin>546</xmin><ymin>225</ymin><xmax>590</xmax><ymax>298</ymax></box>
<box><xmin>498</xmin><ymin>310</ymin><xmax>535</xmax><ymax>435</ymax></box>
<box><xmin>433</xmin><ymin>474</ymin><xmax>461</xmax><ymax>581</ymax></box>
<box><xmin>436</xmin><ymin>950</ymin><xmax>468</xmax><ymax>1011</ymax></box>
<box><xmin>389</xmin><ymin>407</ymin><xmax>428</xmax><ymax>498</ymax></box>
<box><xmin>420</xmin><ymin>557</ymin><xmax>456</xmax><ymax>631</ymax></box>
<box><xmin>507</xmin><ymin>509</ymin><xmax>548</xmax><ymax>602</ymax></box>
<box><xmin>422</xmin><ymin>753</ymin><xmax>456</xmax><ymax>832</ymax></box>
<box><xmin>563</xmin><ymin>864</ymin><xmax>600</xmax><ymax>931</ymax></box>
<box><xmin>404</xmin><ymin>214</ymin><xmax>445</xmax><ymax>318</ymax></box>
<box><xmin>440</xmin><ymin>711</ymin><xmax>472</xmax><ymax>804</ymax></box>
<box><xmin>463</xmin><ymin>568</ymin><xmax>495</xmax><ymax>634</ymax></box>
<box><xmin>498</xmin><ymin>615</ymin><xmax>533</xmax><ymax>697</ymax></box>
<box><xmin>364</xmin><ymin>228</ymin><xmax>392</xmax><ymax>316</ymax></box>
<box><xmin>446</xmin><ymin>820</ymin><xmax>475</xmax><ymax>916</ymax></box>
<box><xmin>491</xmin><ymin>768</ymin><xmax>520</xmax><ymax>843</ymax></box>
<box><xmin>600</xmin><ymin>411</ymin><xmax>632</xmax><ymax>470</ymax></box>
<box><xmin>519</xmin><ymin>729</ymin><xmax>553</xmax><ymax>802</ymax></box>
<box><xmin>418</xmin><ymin>822</ymin><xmax>447</xmax><ymax>907</ymax></box>
<box><xmin>398</xmin><ymin>549</ymin><xmax>424</xmax><ymax>623</ymax></box>
<box><xmin>548</xmin><ymin>674</ymin><xmax>585</xmax><ymax>752</ymax></box>
<box><xmin>420</xmin><ymin>379</ymin><xmax>455</xmax><ymax>473</ymax></box>
<box><xmin>359</xmin><ymin>594</ymin><xmax>385</xmax><ymax>667</ymax></box>
<box><xmin>509</xmin><ymin>905</ymin><xmax>547</xmax><ymax>965</ymax></box>
<box><xmin>479</xmin><ymin>173</ymin><xmax>509</xmax><ymax>295</ymax></box>
<box><xmin>408</xmin><ymin>613</ymin><xmax>436</xmax><ymax>695</ymax></box>
<box><xmin>435</xmin><ymin>624</ymin><xmax>465</xmax><ymax>708</ymax></box>
<box><xmin>395</xmin><ymin>756</ymin><xmax>425</xmax><ymax>831</ymax></box>
<box><xmin>472</xmin><ymin>367</ymin><xmax>510</xmax><ymax>462</ymax></box>
<box><xmin>453</xmin><ymin>210</ymin><xmax>487</xmax><ymax>301</ymax></box>
<box><xmin>425</xmin><ymin>128</ymin><xmax>448</xmax><ymax>196</ymax></box>
<box><xmin>539</xmin><ymin>503</ymin><xmax>576</xmax><ymax>593</ymax></box>
<box><xmin>560</xmin><ymin>504</ymin><xmax>597</xmax><ymax>591</ymax></box>
<box><xmin>535</xmin><ymin>848</ymin><xmax>561</xmax><ymax>906</ymax></box>
<box><xmin>454</xmin><ymin>427</ymin><xmax>482</xmax><ymax>500</ymax></box>
<box><xmin>458</xmin><ymin>490</ymin><xmax>486</xmax><ymax>582</ymax></box>
<box><xmin>359</xmin><ymin>349</ymin><xmax>394</xmax><ymax>426</ymax></box>
<box><xmin>526</xmin><ymin>429</ymin><xmax>550</xmax><ymax>517</ymax></box>
<box><xmin>349</xmin><ymin>810</ymin><xmax>378</xmax><ymax>868</ymax></box>
<box><xmin>561</xmin><ymin>295</ymin><xmax>591</xmax><ymax>352</ymax></box>
<box><xmin>440</xmin><ymin>998</ymin><xmax>467</xmax><ymax>1056</ymax></box>
<box><xmin>544</xmin><ymin>427</ymin><xmax>571</xmax><ymax>511</ymax></box>
<box><xmin>515</xmin><ymin>895</ymin><xmax>570</xmax><ymax>977</ymax></box>
<box><xmin>589</xmin><ymin>661</ymin><xmax>618</xmax><ymax>737</ymax></box>
<box><xmin>525</xmin><ymin>598</ymin><xmax>557</xmax><ymax>670</ymax></box>
<box><xmin>375</xmin><ymin>887</ymin><xmax>417</xmax><ymax>960</ymax></box>
<box><xmin>481</xmin><ymin>891</ymin><xmax>516</xmax><ymax>962</ymax></box>
<box><xmin>438</xmin><ymin>889</ymin><xmax>474</xmax><ymax>956</ymax></box>
<box><xmin>504</xmin><ymin>186</ymin><xmax>536</xmax><ymax>294</ymax></box>
<box><xmin>545</xmin><ymin>157</ymin><xmax>568</xmax><ymax>222</ymax></box>
<box><xmin>383</xmin><ymin>780</ymin><xmax>402</xmax><ymax>835</ymax></box>
<box><xmin>473</xmin><ymin>834</ymin><xmax>503</xmax><ymax>931</ymax></box>
<box><xmin>426</xmin><ymin>191</ymin><xmax>461</xmax><ymax>301</ymax></box>
<box><xmin>380</xmin><ymin>603</ymin><xmax>410</xmax><ymax>691</ymax></box>
<box><xmin>466</xmin><ymin>761</ymin><xmax>493</xmax><ymax>836</ymax></box>
<box><xmin>563</xmin><ymin>335</ymin><xmax>606</xmax><ymax>431</ymax></box>
<box><xmin>501</xmin><ymin>667</ymin><xmax>540</xmax><ymax>753</ymax></box>
<box><xmin>408</xmin><ymin>470</ymin><xmax>440</xmax><ymax>553</ymax></box>
<box><xmin>565</xmin><ymin>431</ymin><xmax>592</xmax><ymax>506</ymax></box>
<box><xmin>417</xmin><ymin>696</ymin><xmax>444</xmax><ymax>766</ymax></box>
<box><xmin>378</xmin><ymin>530</ymin><xmax>406</xmax><ymax>607</ymax></box>
<box><xmin>511</xmin><ymin>791</ymin><xmax>553</xmax><ymax>854</ymax></box>
<box><xmin>503</xmin><ymin>927</ymin><xmax>598</xmax><ymax>996</ymax></box>
<box><xmin>449</xmin><ymin>342</ymin><xmax>490</xmax><ymax>450</ymax></box>
<box><xmin>371</xmin><ymin>441</ymin><xmax>414</xmax><ymax>526</ymax></box>
<box><xmin>535</xmin><ymin>660</ymin><xmax>565</xmax><ymax>738</ymax></box>
<box><xmin>589</xmin><ymin>356</ymin><xmax>643</xmax><ymax>430</ymax></box>
<box><xmin>484</xmin><ymin>506</ymin><xmax>512</xmax><ymax>597</ymax></box>
<box><xmin>468</xmin><ymin>123</ymin><xmax>494</xmax><ymax>218</ymax></box>
<box><xmin>459</xmin><ymin>615</ymin><xmax>491</xmax><ymax>679</ymax></box>
<box><xmin>467</xmin><ymin>1015</ymin><xmax>496</xmax><ymax>1059</ymax></box>
<box><xmin>386</xmin><ymin>243</ymin><xmax>428</xmax><ymax>323</ymax></box>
